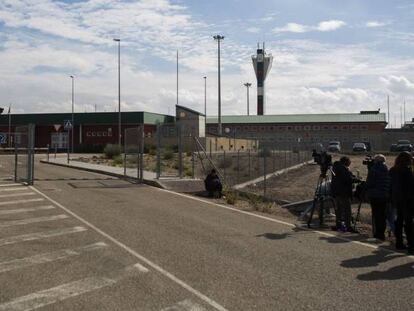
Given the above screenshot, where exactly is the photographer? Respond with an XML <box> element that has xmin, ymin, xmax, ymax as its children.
<box><xmin>366</xmin><ymin>154</ymin><xmax>390</xmax><ymax>241</ymax></box>
<box><xmin>331</xmin><ymin>156</ymin><xmax>358</xmax><ymax>232</ymax></box>
<box><xmin>389</xmin><ymin>152</ymin><xmax>414</xmax><ymax>253</ymax></box>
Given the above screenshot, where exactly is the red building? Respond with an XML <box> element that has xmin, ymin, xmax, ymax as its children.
<box><xmin>0</xmin><ymin>111</ymin><xmax>174</xmax><ymax>150</ymax></box>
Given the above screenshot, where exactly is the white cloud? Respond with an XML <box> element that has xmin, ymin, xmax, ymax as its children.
<box><xmin>316</xmin><ymin>20</ymin><xmax>346</xmax><ymax>32</ymax></box>
<box><xmin>273</xmin><ymin>20</ymin><xmax>346</xmax><ymax>34</ymax></box>
<box><xmin>380</xmin><ymin>75</ymin><xmax>414</xmax><ymax>95</ymax></box>
<box><xmin>273</xmin><ymin>23</ymin><xmax>309</xmax><ymax>33</ymax></box>
<box><xmin>366</xmin><ymin>21</ymin><xmax>388</xmax><ymax>28</ymax></box>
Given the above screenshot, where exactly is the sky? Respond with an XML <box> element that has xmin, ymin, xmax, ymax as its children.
<box><xmin>0</xmin><ymin>0</ymin><xmax>413</xmax><ymax>126</ymax></box>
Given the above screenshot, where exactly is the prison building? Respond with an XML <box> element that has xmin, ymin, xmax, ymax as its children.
<box><xmin>206</xmin><ymin>111</ymin><xmax>387</xmax><ymax>150</ymax></box>
<box><xmin>0</xmin><ymin>112</ymin><xmax>174</xmax><ymax>150</ymax></box>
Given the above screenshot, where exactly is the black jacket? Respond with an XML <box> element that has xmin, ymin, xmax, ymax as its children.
<box><xmin>389</xmin><ymin>166</ymin><xmax>413</xmax><ymax>209</ymax></box>
<box><xmin>366</xmin><ymin>162</ymin><xmax>390</xmax><ymax>199</ymax></box>
<box><xmin>331</xmin><ymin>161</ymin><xmax>355</xmax><ymax>198</ymax></box>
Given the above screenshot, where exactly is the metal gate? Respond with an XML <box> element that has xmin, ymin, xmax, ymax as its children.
<box><xmin>14</xmin><ymin>124</ymin><xmax>35</xmax><ymax>185</ymax></box>
<box><xmin>123</xmin><ymin>126</ymin><xmax>144</xmax><ymax>182</ymax></box>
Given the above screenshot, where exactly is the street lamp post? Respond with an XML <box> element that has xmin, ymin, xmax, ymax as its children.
<box><xmin>213</xmin><ymin>35</ymin><xmax>224</xmax><ymax>136</ymax></box>
<box><xmin>244</xmin><ymin>82</ymin><xmax>252</xmax><ymax>116</ymax></box>
<box><xmin>70</xmin><ymin>76</ymin><xmax>74</xmax><ymax>154</ymax></box>
<box><xmin>203</xmin><ymin>76</ymin><xmax>207</xmax><ymax>133</ymax></box>
<box><xmin>113</xmin><ymin>38</ymin><xmax>121</xmax><ymax>147</ymax></box>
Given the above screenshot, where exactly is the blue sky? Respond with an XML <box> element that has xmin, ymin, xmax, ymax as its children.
<box><xmin>0</xmin><ymin>0</ymin><xmax>413</xmax><ymax>126</ymax></box>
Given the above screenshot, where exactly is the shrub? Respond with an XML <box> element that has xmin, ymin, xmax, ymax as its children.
<box><xmin>224</xmin><ymin>190</ymin><xmax>238</xmax><ymax>205</ymax></box>
<box><xmin>112</xmin><ymin>155</ymin><xmax>123</xmax><ymax>166</ymax></box>
<box><xmin>163</xmin><ymin>149</ymin><xmax>174</xmax><ymax>160</ymax></box>
<box><xmin>149</xmin><ymin>148</ymin><xmax>157</xmax><ymax>156</ymax></box>
<box><xmin>104</xmin><ymin>144</ymin><xmax>121</xmax><ymax>159</ymax></box>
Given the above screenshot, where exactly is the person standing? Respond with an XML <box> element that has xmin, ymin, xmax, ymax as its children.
<box><xmin>389</xmin><ymin>152</ymin><xmax>414</xmax><ymax>254</ymax></box>
<box><xmin>331</xmin><ymin>156</ymin><xmax>358</xmax><ymax>232</ymax></box>
<box><xmin>366</xmin><ymin>154</ymin><xmax>390</xmax><ymax>241</ymax></box>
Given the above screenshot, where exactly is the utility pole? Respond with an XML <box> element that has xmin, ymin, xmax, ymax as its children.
<box><xmin>213</xmin><ymin>35</ymin><xmax>224</xmax><ymax>136</ymax></box>
<box><xmin>204</xmin><ymin>76</ymin><xmax>207</xmax><ymax>133</ymax></box>
<box><xmin>7</xmin><ymin>104</ymin><xmax>11</xmax><ymax>147</ymax></box>
<box><xmin>177</xmin><ymin>50</ymin><xmax>179</xmax><ymax>108</ymax></box>
<box><xmin>244</xmin><ymin>83</ymin><xmax>252</xmax><ymax>115</ymax></box>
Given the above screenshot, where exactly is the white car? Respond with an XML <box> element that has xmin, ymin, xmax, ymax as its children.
<box><xmin>327</xmin><ymin>141</ymin><xmax>341</xmax><ymax>152</ymax></box>
<box><xmin>352</xmin><ymin>142</ymin><xmax>367</xmax><ymax>152</ymax></box>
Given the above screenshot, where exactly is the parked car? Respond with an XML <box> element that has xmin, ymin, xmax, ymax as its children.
<box><xmin>327</xmin><ymin>141</ymin><xmax>341</xmax><ymax>152</ymax></box>
<box><xmin>390</xmin><ymin>144</ymin><xmax>398</xmax><ymax>152</ymax></box>
<box><xmin>396</xmin><ymin>140</ymin><xmax>413</xmax><ymax>152</ymax></box>
<box><xmin>362</xmin><ymin>141</ymin><xmax>372</xmax><ymax>152</ymax></box>
<box><xmin>352</xmin><ymin>142</ymin><xmax>367</xmax><ymax>152</ymax></box>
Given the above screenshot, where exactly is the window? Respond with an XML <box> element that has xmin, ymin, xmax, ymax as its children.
<box><xmin>360</xmin><ymin>125</ymin><xmax>368</xmax><ymax>130</ymax></box>
<box><xmin>313</xmin><ymin>125</ymin><xmax>320</xmax><ymax>130</ymax></box>
<box><xmin>304</xmin><ymin>126</ymin><xmax>311</xmax><ymax>131</ymax></box>
<box><xmin>351</xmin><ymin>125</ymin><xmax>359</xmax><ymax>130</ymax></box>
<box><xmin>287</xmin><ymin>126</ymin><xmax>292</xmax><ymax>130</ymax></box>
<box><xmin>295</xmin><ymin>126</ymin><xmax>302</xmax><ymax>131</ymax></box>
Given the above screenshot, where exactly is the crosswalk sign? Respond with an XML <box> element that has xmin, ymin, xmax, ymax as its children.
<box><xmin>63</xmin><ymin>120</ymin><xmax>72</xmax><ymax>130</ymax></box>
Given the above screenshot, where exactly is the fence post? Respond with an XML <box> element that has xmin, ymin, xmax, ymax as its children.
<box><xmin>123</xmin><ymin>129</ymin><xmax>127</xmax><ymax>177</ymax></box>
<box><xmin>192</xmin><ymin>151</ymin><xmax>195</xmax><ymax>179</ymax></box>
<box><xmin>223</xmin><ymin>150</ymin><xmax>226</xmax><ymax>181</ymax></box>
<box><xmin>209</xmin><ymin>139</ymin><xmax>212</xmax><ymax>158</ymax></box>
<box><xmin>14</xmin><ymin>147</ymin><xmax>18</xmax><ymax>183</ymax></box>
<box><xmin>272</xmin><ymin>149</ymin><xmax>275</xmax><ymax>172</ymax></box>
<box><xmin>237</xmin><ymin>149</ymin><xmax>240</xmax><ymax>184</ymax></box>
<box><xmin>67</xmin><ymin>129</ymin><xmax>70</xmax><ymax>164</ymax></box>
<box><xmin>139</xmin><ymin>125</ymin><xmax>144</xmax><ymax>182</ymax></box>
<box><xmin>54</xmin><ymin>146</ymin><xmax>57</xmax><ymax>159</ymax></box>
<box><xmin>178</xmin><ymin>125</ymin><xmax>183</xmax><ymax>179</ymax></box>
<box><xmin>263</xmin><ymin>148</ymin><xmax>267</xmax><ymax>198</ymax></box>
<box><xmin>248</xmin><ymin>149</ymin><xmax>251</xmax><ymax>177</ymax></box>
<box><xmin>47</xmin><ymin>144</ymin><xmax>50</xmax><ymax>162</ymax></box>
<box><xmin>156</xmin><ymin>124</ymin><xmax>161</xmax><ymax>179</ymax></box>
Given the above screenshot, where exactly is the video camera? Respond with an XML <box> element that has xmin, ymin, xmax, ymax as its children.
<box><xmin>362</xmin><ymin>155</ymin><xmax>374</xmax><ymax>170</ymax></box>
<box><xmin>312</xmin><ymin>150</ymin><xmax>332</xmax><ymax>176</ymax></box>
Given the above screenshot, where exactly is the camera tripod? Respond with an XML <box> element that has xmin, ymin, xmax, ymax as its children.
<box><xmin>306</xmin><ymin>169</ymin><xmax>336</xmax><ymax>228</ymax></box>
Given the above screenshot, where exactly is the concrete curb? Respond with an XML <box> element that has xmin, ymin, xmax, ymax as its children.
<box><xmin>39</xmin><ymin>160</ymin><xmax>164</xmax><ymax>189</ymax></box>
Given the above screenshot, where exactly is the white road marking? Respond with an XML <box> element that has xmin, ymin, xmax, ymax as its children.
<box><xmin>0</xmin><ymin>226</ymin><xmax>87</xmax><ymax>247</ymax></box>
<box><xmin>155</xmin><ymin>187</ymin><xmax>414</xmax><ymax>257</ymax></box>
<box><xmin>0</xmin><ymin>198</ymin><xmax>44</xmax><ymax>206</ymax></box>
<box><xmin>0</xmin><ymin>187</ymin><xmax>30</xmax><ymax>192</ymax></box>
<box><xmin>30</xmin><ymin>186</ymin><xmax>229</xmax><ymax>311</ymax></box>
<box><xmin>0</xmin><ymin>192</ymin><xmax>36</xmax><ymax>198</ymax></box>
<box><xmin>0</xmin><ymin>214</ymin><xmax>69</xmax><ymax>228</ymax></box>
<box><xmin>0</xmin><ymin>242</ymin><xmax>108</xmax><ymax>273</ymax></box>
<box><xmin>0</xmin><ymin>183</ymin><xmax>22</xmax><ymax>187</ymax></box>
<box><xmin>0</xmin><ymin>205</ymin><xmax>55</xmax><ymax>216</ymax></box>
<box><xmin>0</xmin><ymin>263</ymin><xmax>147</xmax><ymax>311</ymax></box>
<box><xmin>133</xmin><ymin>262</ymin><xmax>150</xmax><ymax>273</ymax></box>
<box><xmin>161</xmin><ymin>299</ymin><xmax>207</xmax><ymax>311</ymax></box>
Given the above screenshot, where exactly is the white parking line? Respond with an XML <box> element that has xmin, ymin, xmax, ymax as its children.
<box><xmin>0</xmin><ymin>205</ymin><xmax>55</xmax><ymax>216</ymax></box>
<box><xmin>161</xmin><ymin>299</ymin><xmax>207</xmax><ymax>311</ymax></box>
<box><xmin>0</xmin><ymin>187</ymin><xmax>30</xmax><ymax>192</ymax></box>
<box><xmin>0</xmin><ymin>183</ymin><xmax>22</xmax><ymax>187</ymax></box>
<box><xmin>0</xmin><ymin>214</ymin><xmax>69</xmax><ymax>228</ymax></box>
<box><xmin>0</xmin><ymin>198</ymin><xmax>44</xmax><ymax>206</ymax></box>
<box><xmin>0</xmin><ymin>263</ymin><xmax>147</xmax><ymax>311</ymax></box>
<box><xmin>0</xmin><ymin>192</ymin><xmax>36</xmax><ymax>198</ymax></box>
<box><xmin>0</xmin><ymin>226</ymin><xmax>87</xmax><ymax>247</ymax></box>
<box><xmin>30</xmin><ymin>186</ymin><xmax>229</xmax><ymax>311</ymax></box>
<box><xmin>0</xmin><ymin>242</ymin><xmax>108</xmax><ymax>273</ymax></box>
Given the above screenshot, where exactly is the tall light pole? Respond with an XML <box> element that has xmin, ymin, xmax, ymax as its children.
<box><xmin>7</xmin><ymin>104</ymin><xmax>11</xmax><ymax>147</ymax></box>
<box><xmin>244</xmin><ymin>82</ymin><xmax>252</xmax><ymax>116</ymax></box>
<box><xmin>213</xmin><ymin>35</ymin><xmax>224</xmax><ymax>136</ymax></box>
<box><xmin>204</xmin><ymin>76</ymin><xmax>207</xmax><ymax>132</ymax></box>
<box><xmin>113</xmin><ymin>38</ymin><xmax>121</xmax><ymax>147</ymax></box>
<box><xmin>70</xmin><ymin>75</ymin><xmax>74</xmax><ymax>154</ymax></box>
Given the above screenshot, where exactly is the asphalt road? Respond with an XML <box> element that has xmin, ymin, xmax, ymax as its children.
<box><xmin>0</xmin><ymin>156</ymin><xmax>413</xmax><ymax>310</ymax></box>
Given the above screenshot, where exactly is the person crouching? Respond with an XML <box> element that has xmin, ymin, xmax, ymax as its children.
<box><xmin>204</xmin><ymin>169</ymin><xmax>223</xmax><ymax>198</ymax></box>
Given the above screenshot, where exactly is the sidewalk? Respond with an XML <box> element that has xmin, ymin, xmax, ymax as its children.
<box><xmin>41</xmin><ymin>157</ymin><xmax>157</xmax><ymax>181</ymax></box>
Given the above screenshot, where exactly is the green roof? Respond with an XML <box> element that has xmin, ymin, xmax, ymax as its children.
<box><xmin>206</xmin><ymin>113</ymin><xmax>387</xmax><ymax>124</ymax></box>
<box><xmin>0</xmin><ymin>112</ymin><xmax>175</xmax><ymax>126</ymax></box>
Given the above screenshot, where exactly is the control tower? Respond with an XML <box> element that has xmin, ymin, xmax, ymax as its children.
<box><xmin>252</xmin><ymin>43</ymin><xmax>273</xmax><ymax>115</ymax></box>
